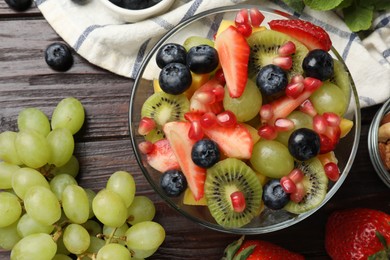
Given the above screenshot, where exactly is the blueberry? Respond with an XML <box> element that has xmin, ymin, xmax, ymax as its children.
<box><xmin>156</xmin><ymin>43</ymin><xmax>187</xmax><ymax>69</ymax></box>
<box><xmin>262</xmin><ymin>179</ymin><xmax>289</xmax><ymax>210</ymax></box>
<box><xmin>256</xmin><ymin>64</ymin><xmax>288</xmax><ymax>96</ymax></box>
<box><xmin>288</xmin><ymin>128</ymin><xmax>320</xmax><ymax>161</ymax></box>
<box><xmin>45</xmin><ymin>43</ymin><xmax>74</xmax><ymax>72</ymax></box>
<box><xmin>5</xmin><ymin>0</ymin><xmax>32</xmax><ymax>11</ymax></box>
<box><xmin>302</xmin><ymin>49</ymin><xmax>334</xmax><ymax>81</ymax></box>
<box><xmin>159</xmin><ymin>63</ymin><xmax>192</xmax><ymax>95</ymax></box>
<box><xmin>186</xmin><ymin>45</ymin><xmax>219</xmax><ymax>74</ymax></box>
<box><xmin>160</xmin><ymin>169</ymin><xmax>187</xmax><ymax>197</ymax></box>
<box><xmin>122</xmin><ymin>0</ymin><xmax>150</xmax><ymax>9</ymax></box>
<box><xmin>108</xmin><ymin>0</ymin><xmax>122</xmax><ymax>5</ymax></box>
<box><xmin>191</xmin><ymin>139</ymin><xmax>220</xmax><ymax>168</ymax></box>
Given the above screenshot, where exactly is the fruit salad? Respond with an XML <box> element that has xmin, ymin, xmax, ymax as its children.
<box><xmin>135</xmin><ymin>7</ymin><xmax>355</xmax><ymax>229</ymax></box>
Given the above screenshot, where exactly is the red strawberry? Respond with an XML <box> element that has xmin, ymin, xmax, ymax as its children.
<box><xmin>222</xmin><ymin>236</ymin><xmax>304</xmax><ymax>260</ymax></box>
<box><xmin>214</xmin><ymin>26</ymin><xmax>250</xmax><ymax>98</ymax></box>
<box><xmin>163</xmin><ymin>121</ymin><xmax>206</xmax><ymax>201</ymax></box>
<box><xmin>325</xmin><ymin>208</ymin><xmax>390</xmax><ymax>260</ymax></box>
<box><xmin>190</xmin><ymin>78</ymin><xmax>224</xmax><ymax>114</ymax></box>
<box><xmin>145</xmin><ymin>138</ymin><xmax>180</xmax><ymax>173</ymax></box>
<box><xmin>269</xmin><ymin>19</ymin><xmax>332</xmax><ymax>51</ymax></box>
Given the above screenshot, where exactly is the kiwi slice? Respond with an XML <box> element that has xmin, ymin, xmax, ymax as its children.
<box><xmin>284</xmin><ymin>157</ymin><xmax>328</xmax><ymax>214</ymax></box>
<box><xmin>329</xmin><ymin>59</ymin><xmax>351</xmax><ymax>100</ymax></box>
<box><xmin>183</xmin><ymin>36</ymin><xmax>214</xmax><ymax>51</ymax></box>
<box><xmin>204</xmin><ymin>158</ymin><xmax>263</xmax><ymax>228</ymax></box>
<box><xmin>141</xmin><ymin>91</ymin><xmax>190</xmax><ymax>142</ymax></box>
<box><xmin>247</xmin><ymin>29</ymin><xmax>309</xmax><ymax>79</ymax></box>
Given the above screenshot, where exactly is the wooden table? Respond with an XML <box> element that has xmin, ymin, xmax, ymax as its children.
<box><xmin>1</xmin><ymin>2</ymin><xmax>389</xmax><ymax>259</ymax></box>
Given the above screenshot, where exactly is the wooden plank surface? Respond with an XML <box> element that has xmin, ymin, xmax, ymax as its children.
<box><xmin>0</xmin><ymin>2</ymin><xmax>389</xmax><ymax>260</ymax></box>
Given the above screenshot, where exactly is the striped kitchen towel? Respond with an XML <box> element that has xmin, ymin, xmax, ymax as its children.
<box><xmin>34</xmin><ymin>0</ymin><xmax>390</xmax><ymax>108</ymax></box>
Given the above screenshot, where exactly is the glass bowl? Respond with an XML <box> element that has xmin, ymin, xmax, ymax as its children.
<box><xmin>368</xmin><ymin>98</ymin><xmax>390</xmax><ymax>188</ymax></box>
<box><xmin>129</xmin><ymin>5</ymin><xmax>361</xmax><ymax>234</ymax></box>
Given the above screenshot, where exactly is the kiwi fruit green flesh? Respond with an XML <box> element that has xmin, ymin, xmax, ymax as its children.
<box><xmin>141</xmin><ymin>91</ymin><xmax>190</xmax><ymax>142</ymax></box>
<box><xmin>284</xmin><ymin>157</ymin><xmax>328</xmax><ymax>214</ymax></box>
<box><xmin>205</xmin><ymin>158</ymin><xmax>263</xmax><ymax>228</ymax></box>
<box><xmin>183</xmin><ymin>36</ymin><xmax>214</xmax><ymax>52</ymax></box>
<box><xmin>329</xmin><ymin>59</ymin><xmax>351</xmax><ymax>101</ymax></box>
<box><xmin>247</xmin><ymin>29</ymin><xmax>309</xmax><ymax>80</ymax></box>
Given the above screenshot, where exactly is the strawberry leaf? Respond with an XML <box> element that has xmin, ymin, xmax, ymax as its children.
<box><xmin>221</xmin><ymin>236</ymin><xmax>245</xmax><ymax>260</ymax></box>
<box><xmin>303</xmin><ymin>0</ymin><xmax>344</xmax><ymax>10</ymax></box>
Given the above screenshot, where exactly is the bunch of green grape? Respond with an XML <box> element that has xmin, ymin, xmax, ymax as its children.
<box><xmin>0</xmin><ymin>97</ymin><xmax>165</xmax><ymax>260</ymax></box>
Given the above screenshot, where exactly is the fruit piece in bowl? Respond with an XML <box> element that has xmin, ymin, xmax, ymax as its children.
<box><xmin>129</xmin><ymin>5</ymin><xmax>360</xmax><ymax>233</ymax></box>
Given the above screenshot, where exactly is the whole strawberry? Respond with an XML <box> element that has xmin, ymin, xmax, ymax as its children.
<box><xmin>222</xmin><ymin>236</ymin><xmax>304</xmax><ymax>260</ymax></box>
<box><xmin>325</xmin><ymin>208</ymin><xmax>390</xmax><ymax>260</ymax></box>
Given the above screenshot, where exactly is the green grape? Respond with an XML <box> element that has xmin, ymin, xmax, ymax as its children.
<box><xmin>82</xmin><ymin>219</ymin><xmax>102</xmax><ymax>236</ymax></box>
<box><xmin>97</xmin><ymin>243</ymin><xmax>131</xmax><ymax>260</ymax></box>
<box><xmin>10</xmin><ymin>233</ymin><xmax>57</xmax><ymax>260</ymax></box>
<box><xmin>92</xmin><ymin>189</ymin><xmax>128</xmax><ymax>228</ymax></box>
<box><xmin>16</xmin><ymin>213</ymin><xmax>54</xmax><ymax>238</ymax></box>
<box><xmin>103</xmin><ymin>222</ymin><xmax>128</xmax><ymax>245</ymax></box>
<box><xmin>49</xmin><ymin>173</ymin><xmax>78</xmax><ymax>200</ymax></box>
<box><xmin>106</xmin><ymin>171</ymin><xmax>136</xmax><ymax>207</ymax></box>
<box><xmin>15</xmin><ymin>129</ymin><xmax>51</xmax><ymax>169</ymax></box>
<box><xmin>12</xmin><ymin>167</ymin><xmax>50</xmax><ymax>200</ymax></box>
<box><xmin>63</xmin><ymin>223</ymin><xmax>90</xmax><ymax>255</ymax></box>
<box><xmin>17</xmin><ymin>107</ymin><xmax>51</xmax><ymax>137</ymax></box>
<box><xmin>47</xmin><ymin>128</ymin><xmax>75</xmax><ymax>167</ymax></box>
<box><xmin>223</xmin><ymin>79</ymin><xmax>262</xmax><ymax>122</ymax></box>
<box><xmin>0</xmin><ymin>221</ymin><xmax>22</xmax><ymax>250</ymax></box>
<box><xmin>0</xmin><ymin>192</ymin><xmax>22</xmax><ymax>228</ymax></box>
<box><xmin>0</xmin><ymin>131</ymin><xmax>23</xmax><ymax>165</ymax></box>
<box><xmin>310</xmin><ymin>81</ymin><xmax>348</xmax><ymax>116</ymax></box>
<box><xmin>250</xmin><ymin>139</ymin><xmax>294</xmax><ymax>178</ymax></box>
<box><xmin>85</xmin><ymin>188</ymin><xmax>96</xmax><ymax>219</ymax></box>
<box><xmin>85</xmin><ymin>236</ymin><xmax>105</xmax><ymax>254</ymax></box>
<box><xmin>125</xmin><ymin>221</ymin><xmax>165</xmax><ymax>257</ymax></box>
<box><xmin>51</xmin><ymin>155</ymin><xmax>80</xmax><ymax>177</ymax></box>
<box><xmin>51</xmin><ymin>97</ymin><xmax>85</xmax><ymax>135</ymax></box>
<box><xmin>0</xmin><ymin>161</ymin><xmax>20</xmax><ymax>189</ymax></box>
<box><xmin>52</xmin><ymin>254</ymin><xmax>73</xmax><ymax>260</ymax></box>
<box><xmin>275</xmin><ymin>111</ymin><xmax>313</xmax><ymax>146</ymax></box>
<box><xmin>127</xmin><ymin>196</ymin><xmax>156</xmax><ymax>225</ymax></box>
<box><xmin>62</xmin><ymin>184</ymin><xmax>89</xmax><ymax>224</ymax></box>
<box><xmin>24</xmin><ymin>186</ymin><xmax>61</xmax><ymax>225</ymax></box>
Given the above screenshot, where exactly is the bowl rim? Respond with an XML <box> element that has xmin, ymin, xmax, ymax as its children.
<box><xmin>128</xmin><ymin>4</ymin><xmax>361</xmax><ymax>234</ymax></box>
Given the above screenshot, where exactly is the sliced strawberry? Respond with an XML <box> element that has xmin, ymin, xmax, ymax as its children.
<box><xmin>214</xmin><ymin>26</ymin><xmax>250</xmax><ymax>98</ymax></box>
<box><xmin>190</xmin><ymin>78</ymin><xmax>224</xmax><ymax>114</ymax></box>
<box><xmin>163</xmin><ymin>121</ymin><xmax>206</xmax><ymax>201</ymax></box>
<box><xmin>269</xmin><ymin>19</ymin><xmax>332</xmax><ymax>51</ymax></box>
<box><xmin>145</xmin><ymin>139</ymin><xmax>180</xmax><ymax>173</ymax></box>
<box><xmin>203</xmin><ymin>123</ymin><xmax>253</xmax><ymax>159</ymax></box>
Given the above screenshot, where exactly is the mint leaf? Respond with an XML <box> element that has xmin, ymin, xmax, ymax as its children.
<box><xmin>343</xmin><ymin>2</ymin><xmax>374</xmax><ymax>31</ymax></box>
<box><xmin>280</xmin><ymin>0</ymin><xmax>305</xmax><ymax>13</ymax></box>
<box><xmin>336</xmin><ymin>0</ymin><xmax>353</xmax><ymax>9</ymax></box>
<box><xmin>303</xmin><ymin>0</ymin><xmax>344</xmax><ymax>10</ymax></box>
<box><xmin>369</xmin><ymin>0</ymin><xmax>390</xmax><ymax>10</ymax></box>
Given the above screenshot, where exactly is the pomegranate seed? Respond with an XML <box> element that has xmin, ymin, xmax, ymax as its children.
<box><xmin>235</xmin><ymin>8</ymin><xmax>249</xmax><ymax>26</ymax></box>
<box><xmin>249</xmin><ymin>7</ymin><xmax>265</xmax><ymax>27</ymax></box>
<box><xmin>273</xmin><ymin>56</ymin><xmax>293</xmax><ymax>70</ymax></box>
<box><xmin>138</xmin><ymin>141</ymin><xmax>154</xmax><ymax>154</ymax></box>
<box><xmin>236</xmin><ymin>23</ymin><xmax>252</xmax><ymax>37</ymax></box>
<box><xmin>290</xmin><ymin>74</ymin><xmax>304</xmax><ymax>84</ymax></box>
<box><xmin>288</xmin><ymin>168</ymin><xmax>304</xmax><ymax>183</ymax></box>
<box><xmin>299</xmin><ymin>99</ymin><xmax>317</xmax><ymax>117</ymax></box>
<box><xmin>138</xmin><ymin>117</ymin><xmax>156</xmax><ymax>135</ymax></box>
<box><xmin>290</xmin><ymin>182</ymin><xmax>305</xmax><ymax>203</ymax></box>
<box><xmin>217</xmin><ymin>110</ymin><xmax>237</xmax><ymax>127</ymax></box>
<box><xmin>260</xmin><ymin>104</ymin><xmax>274</xmax><ymax>121</ymax></box>
<box><xmin>313</xmin><ymin>114</ymin><xmax>328</xmax><ymax>134</ymax></box>
<box><xmin>274</xmin><ymin>118</ymin><xmax>294</xmax><ymax>132</ymax></box>
<box><xmin>200</xmin><ymin>112</ymin><xmax>217</xmax><ymax>128</ymax></box>
<box><xmin>188</xmin><ymin>120</ymin><xmax>204</xmax><ymax>141</ymax></box>
<box><xmin>319</xmin><ymin>134</ymin><xmax>334</xmax><ymax>154</ymax></box>
<box><xmin>317</xmin><ymin>151</ymin><xmax>338</xmax><ymax>166</ymax></box>
<box><xmin>285</xmin><ymin>82</ymin><xmax>304</xmax><ymax>98</ymax></box>
<box><xmin>303</xmin><ymin>77</ymin><xmax>322</xmax><ymax>91</ymax></box>
<box><xmin>278</xmin><ymin>41</ymin><xmax>296</xmax><ymax>56</ymax></box>
<box><xmin>323</xmin><ymin>112</ymin><xmax>341</xmax><ymax>127</ymax></box>
<box><xmin>214</xmin><ymin>69</ymin><xmax>226</xmax><ymax>85</ymax></box>
<box><xmin>324</xmin><ymin>162</ymin><xmax>340</xmax><ymax>181</ymax></box>
<box><xmin>230</xmin><ymin>191</ymin><xmax>246</xmax><ymax>213</ymax></box>
<box><xmin>258</xmin><ymin>125</ymin><xmax>277</xmax><ymax>140</ymax></box>
<box><xmin>212</xmin><ymin>85</ymin><xmax>225</xmax><ymax>102</ymax></box>
<box><xmin>194</xmin><ymin>90</ymin><xmax>216</xmax><ymax>104</ymax></box>
<box><xmin>280</xmin><ymin>176</ymin><xmax>296</xmax><ymax>193</ymax></box>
